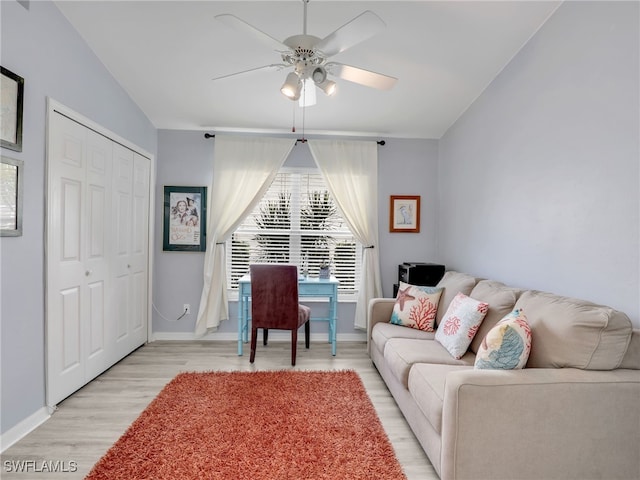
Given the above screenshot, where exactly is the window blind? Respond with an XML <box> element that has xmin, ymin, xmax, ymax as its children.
<box><xmin>226</xmin><ymin>170</ymin><xmax>361</xmax><ymax>294</ymax></box>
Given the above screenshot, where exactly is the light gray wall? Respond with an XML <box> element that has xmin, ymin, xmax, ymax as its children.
<box><xmin>152</xmin><ymin>131</ymin><xmax>213</xmax><ymax>334</ymax></box>
<box><xmin>438</xmin><ymin>1</ymin><xmax>639</xmax><ymax>327</ymax></box>
<box><xmin>378</xmin><ymin>138</ymin><xmax>441</xmax><ymax>296</ymax></box>
<box><xmin>152</xmin><ymin>131</ymin><xmax>439</xmax><ymax>336</ymax></box>
<box><xmin>0</xmin><ymin>1</ymin><xmax>157</xmax><ymax>434</ymax></box>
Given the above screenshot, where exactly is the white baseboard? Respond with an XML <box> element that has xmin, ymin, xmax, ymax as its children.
<box><xmin>150</xmin><ymin>331</ymin><xmax>366</xmax><ymax>342</ymax></box>
<box><xmin>1</xmin><ymin>407</ymin><xmax>51</xmax><ymax>453</ymax></box>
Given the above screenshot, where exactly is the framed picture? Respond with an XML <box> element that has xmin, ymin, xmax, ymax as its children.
<box><xmin>1</xmin><ymin>156</ymin><xmax>24</xmax><ymax>236</ymax></box>
<box><xmin>390</xmin><ymin>195</ymin><xmax>420</xmax><ymax>233</ymax></box>
<box><xmin>163</xmin><ymin>186</ymin><xmax>207</xmax><ymax>251</ymax></box>
<box><xmin>1</xmin><ymin>67</ymin><xmax>24</xmax><ymax>152</ymax></box>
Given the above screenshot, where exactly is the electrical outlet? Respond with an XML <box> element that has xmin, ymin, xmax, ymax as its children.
<box><xmin>183</xmin><ymin>304</ymin><xmax>191</xmax><ymax>315</ymax></box>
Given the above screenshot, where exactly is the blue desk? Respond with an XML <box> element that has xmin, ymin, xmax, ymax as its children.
<box><xmin>237</xmin><ymin>274</ymin><xmax>339</xmax><ymax>356</ymax></box>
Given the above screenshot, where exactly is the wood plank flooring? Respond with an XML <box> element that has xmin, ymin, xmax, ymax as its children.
<box><xmin>1</xmin><ymin>341</ymin><xmax>438</xmax><ymax>480</ymax></box>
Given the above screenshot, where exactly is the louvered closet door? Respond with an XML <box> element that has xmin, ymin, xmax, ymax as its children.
<box><xmin>46</xmin><ymin>114</ymin><xmax>113</xmax><ymax>405</ymax></box>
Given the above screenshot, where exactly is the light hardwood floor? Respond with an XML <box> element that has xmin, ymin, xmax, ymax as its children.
<box><xmin>1</xmin><ymin>341</ymin><xmax>438</xmax><ymax>480</ymax></box>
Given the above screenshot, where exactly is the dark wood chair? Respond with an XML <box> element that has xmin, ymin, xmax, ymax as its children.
<box><xmin>249</xmin><ymin>264</ymin><xmax>311</xmax><ymax>366</ymax></box>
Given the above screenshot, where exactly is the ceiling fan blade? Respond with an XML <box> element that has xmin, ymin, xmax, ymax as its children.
<box><xmin>315</xmin><ymin>11</ymin><xmax>385</xmax><ymax>57</ymax></box>
<box><xmin>327</xmin><ymin>63</ymin><xmax>397</xmax><ymax>90</ymax></box>
<box><xmin>215</xmin><ymin>14</ymin><xmax>289</xmax><ymax>52</ymax></box>
<box><xmin>212</xmin><ymin>64</ymin><xmax>287</xmax><ymax>82</ymax></box>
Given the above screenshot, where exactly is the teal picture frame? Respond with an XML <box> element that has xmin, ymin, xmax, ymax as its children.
<box><xmin>163</xmin><ymin>186</ymin><xmax>207</xmax><ymax>251</ymax></box>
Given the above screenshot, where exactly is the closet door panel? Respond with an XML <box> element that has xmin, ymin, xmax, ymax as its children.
<box><xmin>113</xmin><ymin>146</ymin><xmax>133</xmax><ymax>258</ymax></box>
<box><xmin>61</xmin><ymin>180</ymin><xmax>82</xmax><ymax>261</ymax></box>
<box><xmin>114</xmin><ymin>275</ymin><xmax>130</xmax><ymax>339</ymax></box>
<box><xmin>111</xmin><ymin>144</ymin><xmax>135</xmax><ymax>359</ymax></box>
<box><xmin>83</xmin><ymin>131</ymin><xmax>112</xmax><ymax>379</ymax></box>
<box><xmin>132</xmin><ymin>154</ymin><xmax>149</xmax><ymax>257</ymax></box>
<box><xmin>129</xmin><ymin>153</ymin><xmax>150</xmax><ymax>347</ymax></box>
<box><xmin>60</xmin><ymin>287</ymin><xmax>81</xmax><ymax>372</ymax></box>
<box><xmin>87</xmin><ymin>186</ymin><xmax>105</xmax><ymax>256</ymax></box>
<box><xmin>87</xmin><ymin>281</ymin><xmax>105</xmax><ymax>357</ymax></box>
<box><xmin>47</xmin><ymin>115</ymin><xmax>87</xmax><ymax>405</ymax></box>
<box><xmin>131</xmin><ymin>271</ymin><xmax>146</xmax><ymax>333</ymax></box>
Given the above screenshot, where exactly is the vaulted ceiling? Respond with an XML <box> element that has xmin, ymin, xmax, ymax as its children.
<box><xmin>55</xmin><ymin>1</ymin><xmax>561</xmax><ymax>139</ymax></box>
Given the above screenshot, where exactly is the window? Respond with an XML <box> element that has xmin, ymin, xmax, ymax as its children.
<box><xmin>226</xmin><ymin>169</ymin><xmax>361</xmax><ymax>296</ymax></box>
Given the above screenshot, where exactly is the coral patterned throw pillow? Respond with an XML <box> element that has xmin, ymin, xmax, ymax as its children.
<box><xmin>390</xmin><ymin>282</ymin><xmax>443</xmax><ymax>332</ymax></box>
<box><xmin>475</xmin><ymin>308</ymin><xmax>532</xmax><ymax>369</ymax></box>
<box><xmin>435</xmin><ymin>292</ymin><xmax>489</xmax><ymax>359</ymax></box>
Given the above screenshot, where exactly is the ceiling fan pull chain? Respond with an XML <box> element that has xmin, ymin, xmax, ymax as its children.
<box><xmin>301</xmin><ymin>103</ymin><xmax>306</xmax><ymax>142</ymax></box>
<box><xmin>292</xmin><ymin>102</ymin><xmax>296</xmax><ymax>133</ymax></box>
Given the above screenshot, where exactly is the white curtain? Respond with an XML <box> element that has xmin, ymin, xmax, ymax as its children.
<box><xmin>308</xmin><ymin>139</ymin><xmax>382</xmax><ymax>330</ymax></box>
<box><xmin>194</xmin><ymin>135</ymin><xmax>296</xmax><ymax>336</ymax></box>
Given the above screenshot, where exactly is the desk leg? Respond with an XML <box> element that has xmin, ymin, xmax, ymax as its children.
<box><xmin>238</xmin><ymin>292</ymin><xmax>246</xmax><ymax>356</ymax></box>
<box><xmin>331</xmin><ymin>320</ymin><xmax>336</xmax><ymax>356</ymax></box>
<box><xmin>237</xmin><ymin>315</ymin><xmax>243</xmax><ymax>356</ymax></box>
<box><xmin>330</xmin><ymin>289</ymin><xmax>337</xmax><ymax>356</ymax></box>
<box><xmin>243</xmin><ymin>297</ymin><xmax>250</xmax><ymax>343</ymax></box>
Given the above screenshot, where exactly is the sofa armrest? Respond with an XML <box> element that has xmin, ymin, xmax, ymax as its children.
<box><xmin>440</xmin><ymin>368</ymin><xmax>640</xmax><ymax>480</ymax></box>
<box><xmin>367</xmin><ymin>298</ymin><xmax>395</xmax><ymax>353</ymax></box>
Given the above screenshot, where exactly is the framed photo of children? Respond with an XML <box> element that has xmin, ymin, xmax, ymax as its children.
<box><xmin>163</xmin><ymin>186</ymin><xmax>207</xmax><ymax>251</ymax></box>
<box><xmin>389</xmin><ymin>195</ymin><xmax>420</xmax><ymax>233</ymax></box>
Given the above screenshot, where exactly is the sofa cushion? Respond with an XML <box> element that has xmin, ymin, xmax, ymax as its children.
<box><xmin>468</xmin><ymin>280</ymin><xmax>522</xmax><ymax>354</ymax></box>
<box><xmin>435</xmin><ymin>293</ymin><xmax>489</xmax><ymax>359</ymax></box>
<box><xmin>435</xmin><ymin>271</ymin><xmax>479</xmax><ymax>325</ymax></box>
<box><xmin>475</xmin><ymin>308</ymin><xmax>532</xmax><ymax>370</ymax></box>
<box><xmin>408</xmin><ymin>363</ymin><xmax>473</xmax><ymax>434</ymax></box>
<box><xmin>514</xmin><ymin>290</ymin><xmax>632</xmax><ymax>370</ymax></box>
<box><xmin>390</xmin><ymin>282</ymin><xmax>443</xmax><ymax>331</ymax></box>
<box><xmin>384</xmin><ymin>337</ymin><xmax>475</xmax><ymax>387</ymax></box>
<box><xmin>620</xmin><ymin>330</ymin><xmax>640</xmax><ymax>370</ymax></box>
<box><xmin>371</xmin><ymin>322</ymin><xmax>435</xmax><ymax>355</ymax></box>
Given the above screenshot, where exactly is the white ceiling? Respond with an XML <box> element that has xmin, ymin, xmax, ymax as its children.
<box><xmin>54</xmin><ymin>1</ymin><xmax>561</xmax><ymax>140</ymax></box>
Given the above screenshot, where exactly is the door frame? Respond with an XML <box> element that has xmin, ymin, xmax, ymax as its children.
<box><xmin>45</xmin><ymin>98</ymin><xmax>156</xmax><ymax>408</ymax></box>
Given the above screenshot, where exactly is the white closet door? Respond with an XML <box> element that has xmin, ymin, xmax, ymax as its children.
<box><xmin>111</xmin><ymin>144</ymin><xmax>134</xmax><ymax>361</ymax></box>
<box><xmin>46</xmin><ymin>106</ymin><xmax>151</xmax><ymax>407</ymax></box>
<box><xmin>46</xmin><ymin>114</ymin><xmax>112</xmax><ymax>405</ymax></box>
<box><xmin>129</xmin><ymin>153</ymin><xmax>150</xmax><ymax>349</ymax></box>
<box><xmin>111</xmin><ymin>146</ymin><xmax>150</xmax><ymax>361</ymax></box>
<box><xmin>83</xmin><ymin>129</ymin><xmax>113</xmax><ymax>380</ymax></box>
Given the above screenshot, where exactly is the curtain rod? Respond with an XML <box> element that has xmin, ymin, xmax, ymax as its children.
<box><xmin>203</xmin><ymin>133</ymin><xmax>385</xmax><ymax>146</ymax></box>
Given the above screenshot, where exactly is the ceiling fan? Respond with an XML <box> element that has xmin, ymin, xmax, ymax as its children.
<box><xmin>212</xmin><ymin>0</ymin><xmax>398</xmax><ymax>105</ymax></box>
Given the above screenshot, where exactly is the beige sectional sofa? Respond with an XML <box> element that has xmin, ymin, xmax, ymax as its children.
<box><xmin>368</xmin><ymin>271</ymin><xmax>640</xmax><ymax>480</ymax></box>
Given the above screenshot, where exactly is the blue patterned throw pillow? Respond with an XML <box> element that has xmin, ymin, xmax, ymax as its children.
<box><xmin>475</xmin><ymin>308</ymin><xmax>532</xmax><ymax>369</ymax></box>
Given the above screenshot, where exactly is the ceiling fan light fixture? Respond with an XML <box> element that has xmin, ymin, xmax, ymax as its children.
<box><xmin>281</xmin><ymin>72</ymin><xmax>302</xmax><ymax>100</ymax></box>
<box><xmin>311</xmin><ymin>66</ymin><xmax>327</xmax><ymax>84</ymax></box>
<box><xmin>317</xmin><ymin>79</ymin><xmax>337</xmax><ymax>96</ymax></box>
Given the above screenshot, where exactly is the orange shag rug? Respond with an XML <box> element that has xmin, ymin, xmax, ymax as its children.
<box><xmin>85</xmin><ymin>370</ymin><xmax>406</xmax><ymax>480</ymax></box>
